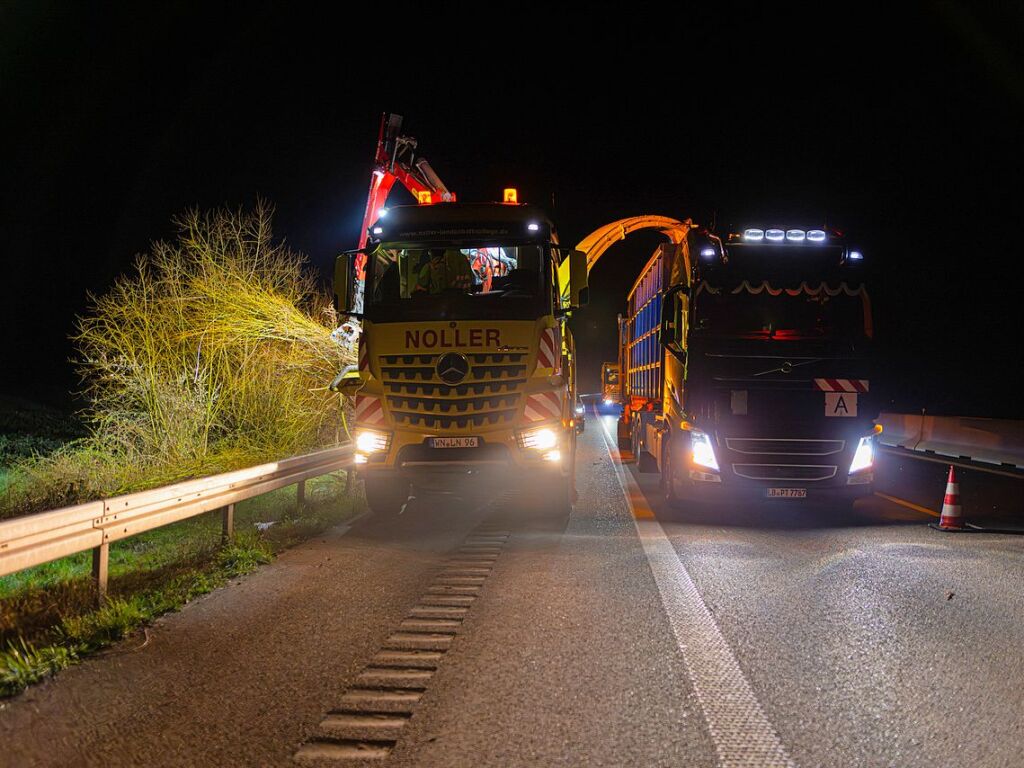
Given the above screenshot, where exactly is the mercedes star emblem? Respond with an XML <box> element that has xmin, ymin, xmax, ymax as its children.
<box><xmin>436</xmin><ymin>352</ymin><xmax>470</xmax><ymax>385</ymax></box>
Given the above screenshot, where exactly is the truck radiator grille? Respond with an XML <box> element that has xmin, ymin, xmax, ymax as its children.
<box><xmin>392</xmin><ymin>410</ymin><xmax>518</xmax><ymax>429</ymax></box>
<box><xmin>725</xmin><ymin>438</ymin><xmax>845</xmax><ymax>455</ymax></box>
<box><xmin>378</xmin><ymin>354</ymin><xmax>528</xmax><ymax>430</ymax></box>
<box><xmin>731</xmin><ymin>464</ymin><xmax>838</xmax><ymax>481</ymax></box>
<box><xmin>387</xmin><ymin>393</ymin><xmax>519</xmax><ymax>412</ymax></box>
<box><xmin>383</xmin><ymin>379</ymin><xmax>525</xmax><ymax>397</ymax></box>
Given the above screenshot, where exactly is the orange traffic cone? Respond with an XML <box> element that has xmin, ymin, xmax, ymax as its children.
<box><xmin>937</xmin><ymin>465</ymin><xmax>964</xmax><ymax>531</ymax></box>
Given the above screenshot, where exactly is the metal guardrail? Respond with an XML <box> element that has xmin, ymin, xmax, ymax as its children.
<box><xmin>0</xmin><ymin>444</ymin><xmax>354</xmax><ymax>599</ymax></box>
<box><xmin>876</xmin><ymin>412</ymin><xmax>1024</xmax><ymax>474</ymax></box>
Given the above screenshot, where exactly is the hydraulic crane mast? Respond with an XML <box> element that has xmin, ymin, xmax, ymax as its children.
<box><xmin>356</xmin><ymin>113</ymin><xmax>454</xmax><ymax>280</ymax></box>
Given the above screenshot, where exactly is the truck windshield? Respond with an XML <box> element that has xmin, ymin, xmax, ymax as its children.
<box><xmin>364</xmin><ymin>243</ymin><xmax>549</xmax><ymax>322</ymax></box>
<box><xmin>692</xmin><ymin>282</ymin><xmax>870</xmax><ymax>343</ymax></box>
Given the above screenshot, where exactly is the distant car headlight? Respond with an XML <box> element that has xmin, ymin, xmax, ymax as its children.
<box><xmin>691</xmin><ymin>430</ymin><xmax>720</xmax><ymax>472</ymax></box>
<box><xmin>574</xmin><ymin>404</ymin><xmax>585</xmax><ymax>415</ymax></box>
<box><xmin>848</xmin><ymin>435</ymin><xmax>874</xmax><ymax>473</ymax></box>
<box><xmin>518</xmin><ymin>426</ymin><xmax>558</xmax><ymax>450</ymax></box>
<box><xmin>603</xmin><ymin>397</ymin><xmax>614</xmax><ymax>406</ymax></box>
<box><xmin>355</xmin><ymin>428</ymin><xmax>390</xmax><ymax>454</ymax></box>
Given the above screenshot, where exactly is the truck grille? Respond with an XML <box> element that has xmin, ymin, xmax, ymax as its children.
<box><xmin>731</xmin><ymin>464</ymin><xmax>838</xmax><ymax>481</ymax></box>
<box><xmin>378</xmin><ymin>353</ymin><xmax>527</xmax><ymax>430</ymax></box>
<box><xmin>725</xmin><ymin>438</ymin><xmax>845</xmax><ymax>455</ymax></box>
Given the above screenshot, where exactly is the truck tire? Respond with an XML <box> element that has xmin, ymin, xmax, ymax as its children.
<box><xmin>549</xmin><ymin>471</ymin><xmax>573</xmax><ymax>515</ymax></box>
<box><xmin>661</xmin><ymin>439</ymin><xmax>684</xmax><ymax>508</ymax></box>
<box><xmin>364</xmin><ymin>476</ymin><xmax>410</xmax><ymax>517</ymax></box>
<box><xmin>617</xmin><ymin>419</ymin><xmax>630</xmax><ymax>450</ymax></box>
<box><xmin>634</xmin><ymin>425</ymin><xmax>658</xmax><ymax>472</ymax></box>
<box><xmin>637</xmin><ymin>450</ymin><xmax>658</xmax><ymax>473</ymax></box>
<box><xmin>532</xmin><ymin>439</ymin><xmax>575</xmax><ymax>516</ymax></box>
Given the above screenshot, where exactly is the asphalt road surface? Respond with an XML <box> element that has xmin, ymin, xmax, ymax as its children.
<box><xmin>1</xmin><ymin>409</ymin><xmax>1022</xmax><ymax>767</ymax></box>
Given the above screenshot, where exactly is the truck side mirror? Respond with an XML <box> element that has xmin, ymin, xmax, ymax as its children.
<box><xmin>333</xmin><ymin>253</ymin><xmax>354</xmax><ymax>314</ymax></box>
<box><xmin>569</xmin><ymin>249</ymin><xmax>589</xmax><ymax>308</ymax></box>
<box><xmin>330</xmin><ymin>365</ymin><xmax>363</xmax><ymax>396</ymax></box>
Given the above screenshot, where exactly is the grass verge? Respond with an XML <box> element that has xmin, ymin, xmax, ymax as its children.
<box><xmin>0</xmin><ymin>471</ymin><xmax>362</xmax><ymax>698</ymax></box>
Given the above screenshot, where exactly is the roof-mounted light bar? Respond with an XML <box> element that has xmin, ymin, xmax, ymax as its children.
<box><xmin>741</xmin><ymin>227</ymin><xmax>830</xmax><ymax>244</ymax></box>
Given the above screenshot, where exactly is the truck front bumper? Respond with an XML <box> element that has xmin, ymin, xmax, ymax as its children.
<box><xmin>358</xmin><ymin>461</ymin><xmax>566</xmax><ymax>493</ymax></box>
<box><xmin>676</xmin><ymin>473</ymin><xmax>874</xmax><ymax>507</ymax></box>
<box><xmin>357</xmin><ymin>435</ymin><xmax>570</xmax><ymax>493</ymax></box>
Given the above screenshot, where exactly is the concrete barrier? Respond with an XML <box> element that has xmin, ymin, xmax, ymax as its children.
<box><xmin>876</xmin><ymin>412</ymin><xmax>1024</xmax><ymax>469</ymax></box>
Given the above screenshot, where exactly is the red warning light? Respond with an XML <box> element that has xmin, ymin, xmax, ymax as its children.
<box><xmin>503</xmin><ymin>188</ymin><xmax>518</xmax><ymax>204</ymax></box>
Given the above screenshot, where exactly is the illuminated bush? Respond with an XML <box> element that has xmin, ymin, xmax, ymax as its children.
<box><xmin>2</xmin><ymin>202</ymin><xmax>352</xmax><ymax>516</ymax></box>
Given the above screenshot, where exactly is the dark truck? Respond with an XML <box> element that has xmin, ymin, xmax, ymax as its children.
<box><xmin>621</xmin><ymin>225</ymin><xmax>878</xmax><ymax>510</ymax></box>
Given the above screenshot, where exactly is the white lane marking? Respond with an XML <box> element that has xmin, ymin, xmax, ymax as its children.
<box><xmin>597</xmin><ymin>418</ymin><xmax>795</xmax><ymax>768</ymax></box>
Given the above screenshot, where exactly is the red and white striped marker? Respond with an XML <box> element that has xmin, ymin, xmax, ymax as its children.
<box><xmin>354</xmin><ymin>394</ymin><xmax>385</xmax><ymax>425</ymax></box>
<box><xmin>523</xmin><ymin>391</ymin><xmax>562</xmax><ymax>422</ymax></box>
<box><xmin>813</xmin><ymin>378</ymin><xmax>869</xmax><ymax>393</ymax></box>
<box><xmin>938</xmin><ymin>465</ymin><xmax>964</xmax><ymax>530</ymax></box>
<box><xmin>536</xmin><ymin>327</ymin><xmax>561</xmax><ymax>374</ymax></box>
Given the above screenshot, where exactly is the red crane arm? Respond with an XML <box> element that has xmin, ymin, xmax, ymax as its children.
<box><xmin>355</xmin><ymin>114</ymin><xmax>452</xmax><ymax>280</ymax></box>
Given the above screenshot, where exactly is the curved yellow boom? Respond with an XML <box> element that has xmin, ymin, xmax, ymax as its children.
<box><xmin>560</xmin><ymin>216</ymin><xmax>693</xmax><ymax>300</ymax></box>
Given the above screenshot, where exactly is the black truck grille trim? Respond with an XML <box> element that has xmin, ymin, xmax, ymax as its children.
<box><xmin>731</xmin><ymin>464</ymin><xmax>838</xmax><ymax>481</ymax></box>
<box><xmin>725</xmin><ymin>438</ymin><xmax>845</xmax><ymax>456</ymax></box>
<box><xmin>392</xmin><ymin>410</ymin><xmax>518</xmax><ymax>429</ymax></box>
<box><xmin>380</xmin><ymin>353</ymin><xmax>526</xmax><ymax>365</ymax></box>
<box><xmin>387</xmin><ymin>394</ymin><xmax>520</xmax><ymax>413</ymax></box>
<box><xmin>383</xmin><ymin>379</ymin><xmax>527</xmax><ymax>397</ymax></box>
<box><xmin>469</xmin><ymin>365</ymin><xmax>528</xmax><ymax>380</ymax></box>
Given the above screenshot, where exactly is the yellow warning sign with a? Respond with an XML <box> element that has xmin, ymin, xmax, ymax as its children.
<box><xmin>825</xmin><ymin>392</ymin><xmax>857</xmax><ymax>417</ymax></box>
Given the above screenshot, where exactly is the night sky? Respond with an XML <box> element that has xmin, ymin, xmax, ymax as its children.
<box><xmin>3</xmin><ymin>4</ymin><xmax>1022</xmax><ymax>416</ymax></box>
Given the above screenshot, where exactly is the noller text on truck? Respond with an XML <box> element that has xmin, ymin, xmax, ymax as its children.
<box><xmin>622</xmin><ymin>224</ymin><xmax>878</xmax><ymax>509</ymax></box>
<box><xmin>332</xmin><ymin>197</ymin><xmax>589</xmax><ymax>515</ymax></box>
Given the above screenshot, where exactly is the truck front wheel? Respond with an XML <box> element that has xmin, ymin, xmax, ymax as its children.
<box><xmin>661</xmin><ymin>440</ymin><xmax>684</xmax><ymax>508</ymax></box>
<box><xmin>548</xmin><ymin>472</ymin><xmax>573</xmax><ymax>515</ymax></box>
<box><xmin>364</xmin><ymin>476</ymin><xmax>410</xmax><ymax>517</ymax></box>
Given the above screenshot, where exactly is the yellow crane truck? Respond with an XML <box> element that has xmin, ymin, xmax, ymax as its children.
<box><xmin>332</xmin><ymin>196</ymin><xmax>589</xmax><ymax>515</ymax></box>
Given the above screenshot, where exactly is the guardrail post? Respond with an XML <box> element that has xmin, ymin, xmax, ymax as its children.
<box><xmin>221</xmin><ymin>504</ymin><xmax>235</xmax><ymax>543</ymax></box>
<box><xmin>297</xmin><ymin>479</ymin><xmax>306</xmax><ymax>510</ymax></box>
<box><xmin>92</xmin><ymin>541</ymin><xmax>109</xmax><ymax>604</ymax></box>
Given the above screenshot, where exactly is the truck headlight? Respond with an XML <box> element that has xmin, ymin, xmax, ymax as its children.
<box><xmin>691</xmin><ymin>430</ymin><xmax>720</xmax><ymax>472</ymax></box>
<box><xmin>355</xmin><ymin>428</ymin><xmax>391</xmax><ymax>454</ymax></box>
<box><xmin>518</xmin><ymin>425</ymin><xmax>558</xmax><ymax>450</ymax></box>
<box><xmin>848</xmin><ymin>435</ymin><xmax>873</xmax><ymax>474</ymax></box>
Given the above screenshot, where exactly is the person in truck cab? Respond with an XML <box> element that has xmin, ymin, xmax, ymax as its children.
<box><xmin>413</xmin><ymin>248</ymin><xmax>474</xmax><ymax>294</ymax></box>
